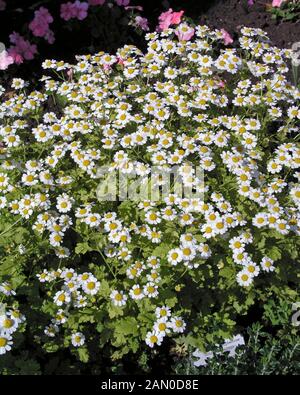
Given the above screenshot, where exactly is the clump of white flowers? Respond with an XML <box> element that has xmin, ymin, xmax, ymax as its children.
<box><xmin>0</xmin><ymin>23</ymin><xmax>299</xmax><ymax>357</ymax></box>
<box><xmin>0</xmin><ymin>283</ymin><xmax>26</xmax><ymax>355</ymax></box>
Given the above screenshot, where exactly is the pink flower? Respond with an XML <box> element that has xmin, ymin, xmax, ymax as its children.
<box><xmin>29</xmin><ymin>7</ymin><xmax>54</xmax><ymax>44</ymax></box>
<box><xmin>74</xmin><ymin>1</ymin><xmax>89</xmax><ymax>20</ymax></box>
<box><xmin>36</xmin><ymin>7</ymin><xmax>53</xmax><ymax>23</ymax></box>
<box><xmin>45</xmin><ymin>30</ymin><xmax>55</xmax><ymax>44</ymax></box>
<box><xmin>88</xmin><ymin>0</ymin><xmax>105</xmax><ymax>5</ymax></box>
<box><xmin>117</xmin><ymin>56</ymin><xmax>124</xmax><ymax>66</ymax></box>
<box><xmin>67</xmin><ymin>68</ymin><xmax>74</xmax><ymax>80</ymax></box>
<box><xmin>61</xmin><ymin>2</ymin><xmax>76</xmax><ymax>20</ymax></box>
<box><xmin>134</xmin><ymin>16</ymin><xmax>149</xmax><ymax>31</ymax></box>
<box><xmin>218</xmin><ymin>80</ymin><xmax>226</xmax><ymax>89</ymax></box>
<box><xmin>61</xmin><ymin>1</ymin><xmax>89</xmax><ymax>21</ymax></box>
<box><xmin>158</xmin><ymin>8</ymin><xmax>184</xmax><ymax>31</ymax></box>
<box><xmin>0</xmin><ymin>0</ymin><xmax>6</xmax><ymax>11</ymax></box>
<box><xmin>175</xmin><ymin>24</ymin><xmax>195</xmax><ymax>41</ymax></box>
<box><xmin>272</xmin><ymin>0</ymin><xmax>285</xmax><ymax>7</ymax></box>
<box><xmin>158</xmin><ymin>13</ymin><xmax>173</xmax><ymax>31</ymax></box>
<box><xmin>248</xmin><ymin>0</ymin><xmax>254</xmax><ymax>5</ymax></box>
<box><xmin>115</xmin><ymin>0</ymin><xmax>130</xmax><ymax>6</ymax></box>
<box><xmin>171</xmin><ymin>10</ymin><xmax>184</xmax><ymax>25</ymax></box>
<box><xmin>221</xmin><ymin>29</ymin><xmax>233</xmax><ymax>45</ymax></box>
<box><xmin>7</xmin><ymin>47</ymin><xmax>23</xmax><ymax>64</ymax></box>
<box><xmin>103</xmin><ymin>63</ymin><xmax>111</xmax><ymax>71</ymax></box>
<box><xmin>8</xmin><ymin>32</ymin><xmax>37</xmax><ymax>64</ymax></box>
<box><xmin>0</xmin><ymin>50</ymin><xmax>14</xmax><ymax>70</ymax></box>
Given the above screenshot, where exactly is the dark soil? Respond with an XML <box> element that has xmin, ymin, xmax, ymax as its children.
<box><xmin>199</xmin><ymin>0</ymin><xmax>300</xmax><ymax>49</ymax></box>
<box><xmin>141</xmin><ymin>0</ymin><xmax>300</xmax><ymax>50</ymax></box>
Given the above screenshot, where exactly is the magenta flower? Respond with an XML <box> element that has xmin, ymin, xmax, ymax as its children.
<box><xmin>248</xmin><ymin>0</ymin><xmax>254</xmax><ymax>5</ymax></box>
<box><xmin>29</xmin><ymin>7</ymin><xmax>55</xmax><ymax>44</ymax></box>
<box><xmin>8</xmin><ymin>32</ymin><xmax>37</xmax><ymax>64</ymax></box>
<box><xmin>45</xmin><ymin>30</ymin><xmax>55</xmax><ymax>45</ymax></box>
<box><xmin>7</xmin><ymin>47</ymin><xmax>22</xmax><ymax>64</ymax></box>
<box><xmin>61</xmin><ymin>1</ymin><xmax>89</xmax><ymax>21</ymax></box>
<box><xmin>0</xmin><ymin>50</ymin><xmax>14</xmax><ymax>70</ymax></box>
<box><xmin>158</xmin><ymin>8</ymin><xmax>184</xmax><ymax>31</ymax></box>
<box><xmin>36</xmin><ymin>6</ymin><xmax>53</xmax><ymax>24</ymax></box>
<box><xmin>60</xmin><ymin>2</ymin><xmax>76</xmax><ymax>20</ymax></box>
<box><xmin>221</xmin><ymin>29</ymin><xmax>233</xmax><ymax>45</ymax></box>
<box><xmin>74</xmin><ymin>1</ymin><xmax>89</xmax><ymax>20</ymax></box>
<box><xmin>134</xmin><ymin>16</ymin><xmax>149</xmax><ymax>31</ymax></box>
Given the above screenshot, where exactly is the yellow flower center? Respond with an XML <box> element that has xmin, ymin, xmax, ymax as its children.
<box><xmin>87</xmin><ymin>282</ymin><xmax>95</xmax><ymax>290</ymax></box>
<box><xmin>115</xmin><ymin>293</ymin><xmax>123</xmax><ymax>301</ymax></box>
<box><xmin>3</xmin><ymin>318</ymin><xmax>13</xmax><ymax>328</ymax></box>
<box><xmin>150</xmin><ymin>335</ymin><xmax>158</xmax><ymax>343</ymax></box>
<box><xmin>183</xmin><ymin>248</ymin><xmax>191</xmax><ymax>256</ymax></box>
<box><xmin>54</xmin><ymin>235</ymin><xmax>62</xmax><ymax>242</ymax></box>
<box><xmin>58</xmin><ymin>294</ymin><xmax>65</xmax><ymax>302</ymax></box>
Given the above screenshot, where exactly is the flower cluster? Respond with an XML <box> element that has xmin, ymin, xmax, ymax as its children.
<box><xmin>145</xmin><ymin>306</ymin><xmax>186</xmax><ymax>347</ymax></box>
<box><xmin>0</xmin><ymin>283</ymin><xmax>26</xmax><ymax>355</ymax></box>
<box><xmin>60</xmin><ymin>1</ymin><xmax>89</xmax><ymax>21</ymax></box>
<box><xmin>157</xmin><ymin>8</ymin><xmax>184</xmax><ymax>32</ymax></box>
<box><xmin>29</xmin><ymin>6</ymin><xmax>55</xmax><ymax>44</ymax></box>
<box><xmin>0</xmin><ymin>23</ymin><xmax>299</xmax><ymax>358</ymax></box>
<box><xmin>8</xmin><ymin>32</ymin><xmax>37</xmax><ymax>64</ymax></box>
<box><xmin>36</xmin><ymin>268</ymin><xmax>100</xmax><ymax>339</ymax></box>
<box><xmin>1</xmin><ymin>0</ymin><xmax>149</xmax><ymax>69</ymax></box>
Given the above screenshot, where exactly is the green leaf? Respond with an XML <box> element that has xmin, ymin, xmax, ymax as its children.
<box><xmin>77</xmin><ymin>347</ymin><xmax>89</xmax><ymax>363</ymax></box>
<box><xmin>267</xmin><ymin>246</ymin><xmax>282</xmax><ymax>261</ymax></box>
<box><xmin>75</xmin><ymin>242</ymin><xmax>92</xmax><ymax>255</ymax></box>
<box><xmin>108</xmin><ymin>305</ymin><xmax>124</xmax><ymax>319</ymax></box>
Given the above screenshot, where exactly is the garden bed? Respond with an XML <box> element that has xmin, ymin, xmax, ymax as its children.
<box><xmin>0</xmin><ymin>0</ymin><xmax>300</xmax><ymax>377</ymax></box>
<box><xmin>199</xmin><ymin>0</ymin><xmax>300</xmax><ymax>49</ymax></box>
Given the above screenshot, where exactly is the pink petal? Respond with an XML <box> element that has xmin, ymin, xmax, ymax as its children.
<box><xmin>221</xmin><ymin>29</ymin><xmax>233</xmax><ymax>45</ymax></box>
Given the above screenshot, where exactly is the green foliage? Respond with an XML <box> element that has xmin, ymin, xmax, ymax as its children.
<box><xmin>270</xmin><ymin>1</ymin><xmax>300</xmax><ymax>22</ymax></box>
<box><xmin>174</xmin><ymin>296</ymin><xmax>300</xmax><ymax>375</ymax></box>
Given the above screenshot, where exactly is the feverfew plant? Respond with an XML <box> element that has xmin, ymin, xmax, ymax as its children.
<box><xmin>0</xmin><ymin>23</ymin><xmax>299</xmax><ymax>363</ymax></box>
